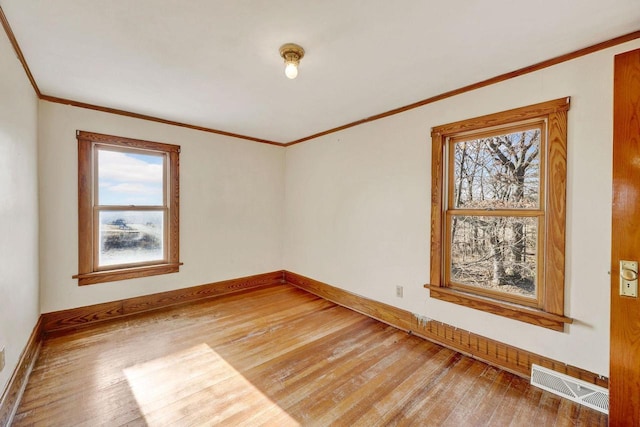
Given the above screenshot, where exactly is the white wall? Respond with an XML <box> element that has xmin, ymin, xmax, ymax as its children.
<box><xmin>8</xmin><ymin>23</ymin><xmax>637</xmax><ymax>386</ymax></box>
<box><xmin>284</xmin><ymin>39</ymin><xmax>640</xmax><ymax>376</ymax></box>
<box><xmin>38</xmin><ymin>102</ymin><xmax>285</xmax><ymax>312</ymax></box>
<box><xmin>0</xmin><ymin>29</ymin><xmax>39</xmax><ymax>391</ymax></box>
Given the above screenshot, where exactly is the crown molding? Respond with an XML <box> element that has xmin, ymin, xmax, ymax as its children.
<box><xmin>284</xmin><ymin>30</ymin><xmax>640</xmax><ymax>146</ymax></box>
<box><xmin>1</xmin><ymin>5</ymin><xmax>638</xmax><ymax>147</ymax></box>
<box><xmin>0</xmin><ymin>5</ymin><xmax>40</xmax><ymax>96</ymax></box>
<box><xmin>40</xmin><ymin>95</ymin><xmax>282</xmax><ymax>146</ymax></box>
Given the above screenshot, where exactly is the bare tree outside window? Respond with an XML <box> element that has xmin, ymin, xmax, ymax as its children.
<box><xmin>429</xmin><ymin>98</ymin><xmax>570</xmax><ymax>330</ymax></box>
<box><xmin>448</xmin><ymin>126</ymin><xmax>543</xmax><ymax>300</ymax></box>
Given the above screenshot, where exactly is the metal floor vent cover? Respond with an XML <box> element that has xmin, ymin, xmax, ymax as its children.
<box><xmin>530</xmin><ymin>364</ymin><xmax>608</xmax><ymax>414</ymax></box>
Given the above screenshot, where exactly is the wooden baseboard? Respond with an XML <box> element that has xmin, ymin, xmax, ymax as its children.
<box><xmin>42</xmin><ymin>270</ymin><xmax>285</xmax><ymax>334</ymax></box>
<box><xmin>0</xmin><ymin>317</ymin><xmax>43</xmax><ymax>426</ymax></box>
<box><xmin>284</xmin><ymin>270</ymin><xmax>608</xmax><ymax>389</ymax></box>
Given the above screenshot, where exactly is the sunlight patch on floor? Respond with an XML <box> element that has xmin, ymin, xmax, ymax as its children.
<box><xmin>124</xmin><ymin>343</ymin><xmax>300</xmax><ymax>426</ymax></box>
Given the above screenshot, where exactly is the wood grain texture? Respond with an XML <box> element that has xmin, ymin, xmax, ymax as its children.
<box><xmin>429</xmin><ymin>98</ymin><xmax>571</xmax><ymax>328</ymax></box>
<box><xmin>545</xmin><ymin>108</ymin><xmax>568</xmax><ymax>315</ymax></box>
<box><xmin>13</xmin><ymin>285</ymin><xmax>606</xmax><ymax>425</ymax></box>
<box><xmin>286</xmin><ymin>271</ymin><xmax>604</xmax><ymax>388</ymax></box>
<box><xmin>74</xmin><ymin>131</ymin><xmax>182</xmax><ymax>286</ymax></box>
<box><xmin>0</xmin><ymin>317</ymin><xmax>43</xmax><ymax>427</ymax></box>
<box><xmin>77</xmin><ymin>130</ymin><xmax>181</xmax><ymax>153</ymax></box>
<box><xmin>284</xmin><ymin>271</ymin><xmax>413</xmax><ymax>331</ymax></box>
<box><xmin>73</xmin><ymin>263</ymin><xmax>182</xmax><ymax>286</ymax></box>
<box><xmin>168</xmin><ymin>147</ymin><xmax>180</xmax><ymax>265</ymax></box>
<box><xmin>610</xmin><ymin>47</ymin><xmax>640</xmax><ymax>425</ymax></box>
<box><xmin>76</xmin><ymin>132</ymin><xmax>93</xmax><ymax>279</ymax></box>
<box><xmin>430</xmin><ymin>131</ymin><xmax>444</xmax><ymax>288</ymax></box>
<box><xmin>425</xmin><ymin>286</ymin><xmax>571</xmax><ymax>331</ymax></box>
<box><xmin>43</xmin><ymin>270</ymin><xmax>284</xmax><ymax>333</ymax></box>
<box><xmin>431</xmin><ymin>97</ymin><xmax>570</xmax><ymax>136</ymax></box>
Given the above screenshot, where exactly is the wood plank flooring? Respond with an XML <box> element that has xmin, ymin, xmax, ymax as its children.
<box><xmin>12</xmin><ymin>285</ymin><xmax>607</xmax><ymax>426</ymax></box>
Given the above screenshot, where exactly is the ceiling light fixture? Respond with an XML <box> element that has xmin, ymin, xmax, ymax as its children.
<box><xmin>279</xmin><ymin>43</ymin><xmax>305</xmax><ymax>79</ymax></box>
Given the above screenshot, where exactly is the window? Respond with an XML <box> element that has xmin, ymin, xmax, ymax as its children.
<box><xmin>74</xmin><ymin>131</ymin><xmax>181</xmax><ymax>286</ymax></box>
<box><xmin>427</xmin><ymin>98</ymin><xmax>572</xmax><ymax>331</ymax></box>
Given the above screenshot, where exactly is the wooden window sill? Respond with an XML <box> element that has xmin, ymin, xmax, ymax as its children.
<box><xmin>73</xmin><ymin>262</ymin><xmax>183</xmax><ymax>286</ymax></box>
<box><xmin>424</xmin><ymin>284</ymin><xmax>572</xmax><ymax>332</ymax></box>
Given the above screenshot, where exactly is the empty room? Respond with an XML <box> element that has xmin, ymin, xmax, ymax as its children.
<box><xmin>1</xmin><ymin>1</ymin><xmax>639</xmax><ymax>425</ymax></box>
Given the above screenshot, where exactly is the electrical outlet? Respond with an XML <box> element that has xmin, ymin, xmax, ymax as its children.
<box><xmin>0</xmin><ymin>347</ymin><xmax>4</xmax><ymax>372</ymax></box>
<box><xmin>396</xmin><ymin>285</ymin><xmax>403</xmax><ymax>298</ymax></box>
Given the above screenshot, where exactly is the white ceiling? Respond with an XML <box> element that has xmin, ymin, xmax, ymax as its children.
<box><xmin>2</xmin><ymin>1</ymin><xmax>639</xmax><ymax>143</ymax></box>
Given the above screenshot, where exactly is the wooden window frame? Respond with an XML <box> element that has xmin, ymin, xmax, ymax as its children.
<box><xmin>73</xmin><ymin>131</ymin><xmax>181</xmax><ymax>286</ymax></box>
<box><xmin>425</xmin><ymin>98</ymin><xmax>572</xmax><ymax>331</ymax></box>
<box><xmin>445</xmin><ymin>120</ymin><xmax>546</xmax><ymax>309</ymax></box>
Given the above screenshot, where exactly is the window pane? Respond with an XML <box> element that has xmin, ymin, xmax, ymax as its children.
<box><xmin>453</xmin><ymin>128</ymin><xmax>541</xmax><ymax>209</ymax></box>
<box><xmin>99</xmin><ymin>211</ymin><xmax>164</xmax><ymax>267</ymax></box>
<box><xmin>98</xmin><ymin>149</ymin><xmax>164</xmax><ymax>206</ymax></box>
<box><xmin>450</xmin><ymin>215</ymin><xmax>537</xmax><ymax>298</ymax></box>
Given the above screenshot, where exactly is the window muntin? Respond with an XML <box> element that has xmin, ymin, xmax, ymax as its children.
<box><xmin>445</xmin><ymin>122</ymin><xmax>546</xmax><ymax>307</ymax></box>
<box><xmin>94</xmin><ymin>145</ymin><xmax>168</xmax><ymax>270</ymax></box>
<box><xmin>427</xmin><ymin>98</ymin><xmax>571</xmax><ymax>331</ymax></box>
<box><xmin>74</xmin><ymin>131</ymin><xmax>180</xmax><ymax>286</ymax></box>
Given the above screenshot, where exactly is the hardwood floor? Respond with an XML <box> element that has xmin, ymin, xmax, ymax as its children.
<box><xmin>12</xmin><ymin>285</ymin><xmax>606</xmax><ymax>426</ymax></box>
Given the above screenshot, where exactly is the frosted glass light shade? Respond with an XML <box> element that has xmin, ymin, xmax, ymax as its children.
<box><xmin>285</xmin><ymin>62</ymin><xmax>298</xmax><ymax>79</ymax></box>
